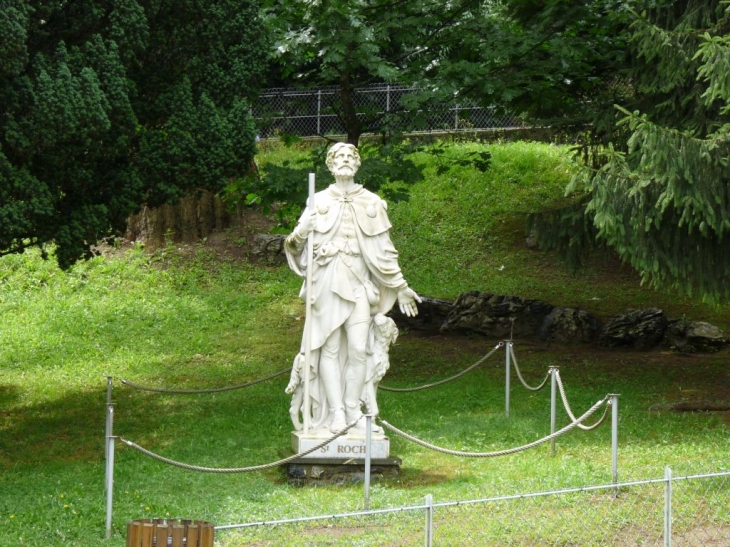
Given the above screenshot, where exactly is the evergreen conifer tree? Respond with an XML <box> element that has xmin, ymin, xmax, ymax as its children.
<box><xmin>570</xmin><ymin>1</ymin><xmax>730</xmax><ymax>302</ymax></box>
<box><xmin>0</xmin><ymin>0</ymin><xmax>267</xmax><ymax>268</ymax></box>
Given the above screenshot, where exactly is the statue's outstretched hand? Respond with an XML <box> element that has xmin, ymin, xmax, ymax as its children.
<box><xmin>397</xmin><ymin>287</ymin><xmax>422</xmax><ymax>317</ymax></box>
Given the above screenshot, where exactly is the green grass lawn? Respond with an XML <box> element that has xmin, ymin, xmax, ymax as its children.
<box><xmin>1</xmin><ymin>140</ymin><xmax>728</xmax><ymax>546</ymax></box>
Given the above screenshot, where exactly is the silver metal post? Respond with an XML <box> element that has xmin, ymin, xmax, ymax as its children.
<box><xmin>664</xmin><ymin>466</ymin><xmax>672</xmax><ymax>547</ymax></box>
<box><xmin>611</xmin><ymin>394</ymin><xmax>620</xmax><ymax>488</ymax></box>
<box><xmin>550</xmin><ymin>367</ymin><xmax>558</xmax><ymax>456</ymax></box>
<box><xmin>106</xmin><ymin>376</ymin><xmax>113</xmax><ymax>405</ymax></box>
<box><xmin>105</xmin><ymin>406</ymin><xmax>115</xmax><ymax>539</ymax></box>
<box><xmin>104</xmin><ymin>377</ymin><xmax>113</xmax><ymax>486</ymax></box>
<box><xmin>505</xmin><ymin>341</ymin><xmax>511</xmax><ymax>417</ymax></box>
<box><xmin>317</xmin><ymin>90</ymin><xmax>321</xmax><ymax>135</ymax></box>
<box><xmin>386</xmin><ymin>85</ymin><xmax>391</xmax><ymax>112</ymax></box>
<box><xmin>424</xmin><ymin>494</ymin><xmax>433</xmax><ymax>547</ymax></box>
<box><xmin>364</xmin><ymin>415</ymin><xmax>372</xmax><ymax>510</ymax></box>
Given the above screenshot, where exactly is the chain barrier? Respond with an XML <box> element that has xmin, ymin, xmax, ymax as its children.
<box><xmin>509</xmin><ymin>344</ymin><xmax>550</xmax><ymax>392</ymax></box>
<box><xmin>555</xmin><ymin>370</ymin><xmax>611</xmax><ymax>431</ymax></box>
<box><xmin>379</xmin><ymin>343</ymin><xmax>504</xmax><ymax>393</ymax></box>
<box><xmin>119</xmin><ymin>368</ymin><xmax>289</xmax><ymax>394</ymax></box>
<box><xmin>118</xmin><ymin>422</ymin><xmax>358</xmax><ymax>473</ymax></box>
<box><xmin>379</xmin><ymin>396</ymin><xmax>609</xmax><ymax>458</ymax></box>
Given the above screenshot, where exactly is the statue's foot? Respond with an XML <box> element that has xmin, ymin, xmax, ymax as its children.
<box><xmin>345</xmin><ymin>405</ymin><xmax>363</xmax><ymax>425</ymax></box>
<box><xmin>329</xmin><ymin>409</ymin><xmax>347</xmax><ymax>433</ymax></box>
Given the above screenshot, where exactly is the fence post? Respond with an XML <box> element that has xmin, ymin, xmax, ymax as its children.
<box><xmin>664</xmin><ymin>466</ymin><xmax>672</xmax><ymax>547</ymax></box>
<box><xmin>610</xmin><ymin>394</ymin><xmax>620</xmax><ymax>490</ymax></box>
<box><xmin>364</xmin><ymin>414</ymin><xmax>372</xmax><ymax>510</ymax></box>
<box><xmin>505</xmin><ymin>340</ymin><xmax>511</xmax><ymax>417</ymax></box>
<box><xmin>105</xmin><ymin>404</ymin><xmax>115</xmax><ymax>539</ymax></box>
<box><xmin>550</xmin><ymin>367</ymin><xmax>558</xmax><ymax>456</ymax></box>
<box><xmin>317</xmin><ymin>90</ymin><xmax>321</xmax><ymax>135</ymax></box>
<box><xmin>105</xmin><ymin>376</ymin><xmax>113</xmax><ymax>490</ymax></box>
<box><xmin>424</xmin><ymin>494</ymin><xmax>433</xmax><ymax>547</ymax></box>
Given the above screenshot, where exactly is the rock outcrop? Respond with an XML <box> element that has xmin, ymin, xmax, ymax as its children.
<box><xmin>440</xmin><ymin>292</ymin><xmax>554</xmax><ymax>339</ymax></box>
<box><xmin>598</xmin><ymin>308</ymin><xmax>668</xmax><ymax>350</ymax></box>
<box><xmin>663</xmin><ymin>320</ymin><xmax>728</xmax><ymax>353</ymax></box>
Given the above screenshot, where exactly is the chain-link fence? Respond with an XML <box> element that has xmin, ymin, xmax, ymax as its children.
<box><xmin>217</xmin><ymin>470</ymin><xmax>730</xmax><ymax>546</ymax></box>
<box><xmin>252</xmin><ymin>85</ymin><xmax>524</xmax><ymax>139</ymax></box>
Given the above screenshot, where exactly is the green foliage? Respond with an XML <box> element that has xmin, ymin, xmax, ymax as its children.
<box><xmin>527</xmin><ymin>198</ymin><xmax>602</xmax><ymax>273</ymax></box>
<box><xmin>263</xmin><ymin>0</ymin><xmax>500</xmax><ymax>144</ymax></box>
<box><xmin>368</xmin><ymin>0</ymin><xmax>634</xmax><ymax>146</ymax></box>
<box><xmin>228</xmin><ymin>138</ymin><xmax>496</xmax><ymax>230</ymax></box>
<box><xmin>0</xmin><ymin>0</ymin><xmax>267</xmax><ymax>268</ymax></box>
<box><xmin>565</xmin><ymin>1</ymin><xmax>730</xmax><ymax>302</ymax></box>
<box><xmin>261</xmin><ymin>0</ymin><xmax>637</xmax><ymax>147</ymax></box>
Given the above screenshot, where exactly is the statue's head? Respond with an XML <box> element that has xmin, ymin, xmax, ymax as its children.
<box><xmin>326</xmin><ymin>142</ymin><xmax>361</xmax><ymax>178</ymax></box>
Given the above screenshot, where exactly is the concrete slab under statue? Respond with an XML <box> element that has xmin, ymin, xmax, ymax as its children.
<box><xmin>283</xmin><ymin>143</ymin><xmax>420</xmax><ymax>478</ymax></box>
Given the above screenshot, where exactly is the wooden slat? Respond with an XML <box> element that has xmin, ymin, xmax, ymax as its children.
<box><xmin>153</xmin><ymin>520</ymin><xmax>171</xmax><ymax>547</ymax></box>
<box><xmin>171</xmin><ymin>524</ymin><xmax>185</xmax><ymax>547</ymax></box>
<box><xmin>186</xmin><ymin>524</ymin><xmax>200</xmax><ymax>547</ymax></box>
<box><xmin>141</xmin><ymin>522</ymin><xmax>155</xmax><ymax>547</ymax></box>
<box><xmin>127</xmin><ymin>521</ymin><xmax>140</xmax><ymax>547</ymax></box>
<box><xmin>199</xmin><ymin>522</ymin><xmax>214</xmax><ymax>547</ymax></box>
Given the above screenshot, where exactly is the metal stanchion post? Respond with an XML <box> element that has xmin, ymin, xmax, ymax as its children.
<box><xmin>550</xmin><ymin>367</ymin><xmax>558</xmax><ymax>456</ymax></box>
<box><xmin>424</xmin><ymin>494</ymin><xmax>433</xmax><ymax>547</ymax></box>
<box><xmin>664</xmin><ymin>466</ymin><xmax>672</xmax><ymax>547</ymax></box>
<box><xmin>104</xmin><ymin>376</ymin><xmax>113</xmax><ymax>491</ymax></box>
<box><xmin>610</xmin><ymin>394</ymin><xmax>620</xmax><ymax>491</ymax></box>
<box><xmin>505</xmin><ymin>340</ymin><xmax>511</xmax><ymax>418</ymax></box>
<box><xmin>364</xmin><ymin>415</ymin><xmax>372</xmax><ymax>511</ymax></box>
<box><xmin>105</xmin><ymin>404</ymin><xmax>115</xmax><ymax>539</ymax></box>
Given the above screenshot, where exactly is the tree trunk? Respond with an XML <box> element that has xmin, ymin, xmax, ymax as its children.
<box><xmin>125</xmin><ymin>190</ymin><xmax>231</xmax><ymax>248</ymax></box>
<box><xmin>340</xmin><ymin>73</ymin><xmax>362</xmax><ymax>146</ymax></box>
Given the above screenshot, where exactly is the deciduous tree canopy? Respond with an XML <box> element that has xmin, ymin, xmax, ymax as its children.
<box><xmin>0</xmin><ymin>0</ymin><xmax>267</xmax><ymax>268</ymax></box>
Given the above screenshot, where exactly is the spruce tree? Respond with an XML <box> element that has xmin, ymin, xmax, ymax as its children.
<box><xmin>570</xmin><ymin>0</ymin><xmax>730</xmax><ymax>302</ymax></box>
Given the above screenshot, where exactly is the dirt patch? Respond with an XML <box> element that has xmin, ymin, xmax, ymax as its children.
<box><xmin>98</xmin><ymin>208</ymin><xmax>278</xmax><ymax>262</ymax></box>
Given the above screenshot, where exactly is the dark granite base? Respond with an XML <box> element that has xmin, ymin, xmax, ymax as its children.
<box><xmin>284</xmin><ymin>456</ymin><xmax>402</xmax><ymax>486</ymax></box>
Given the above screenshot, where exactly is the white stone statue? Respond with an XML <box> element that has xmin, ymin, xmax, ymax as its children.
<box><xmin>285</xmin><ymin>142</ymin><xmax>421</xmax><ymax>434</ymax></box>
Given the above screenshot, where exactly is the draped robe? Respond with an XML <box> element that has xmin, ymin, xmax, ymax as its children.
<box><xmin>285</xmin><ymin>183</ymin><xmax>407</xmax><ymax>429</ymax></box>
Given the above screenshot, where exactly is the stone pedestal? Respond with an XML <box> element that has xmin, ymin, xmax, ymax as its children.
<box><xmin>286</xmin><ymin>430</ymin><xmax>400</xmax><ymax>485</ymax></box>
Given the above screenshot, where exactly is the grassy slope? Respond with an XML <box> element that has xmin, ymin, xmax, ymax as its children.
<box><xmin>384</xmin><ymin>140</ymin><xmax>729</xmax><ymax>324</ymax></box>
<box><xmin>0</xmin><ymin>141</ymin><xmax>728</xmax><ymax>546</ymax></box>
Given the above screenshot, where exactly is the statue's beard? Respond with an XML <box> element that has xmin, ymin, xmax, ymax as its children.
<box><xmin>332</xmin><ymin>165</ymin><xmax>356</xmax><ymax>177</ymax></box>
